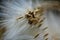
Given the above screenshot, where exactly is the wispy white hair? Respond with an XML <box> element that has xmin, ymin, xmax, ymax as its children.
<box><xmin>0</xmin><ymin>0</ymin><xmax>42</xmax><ymax>40</ymax></box>
<box><xmin>0</xmin><ymin>0</ymin><xmax>60</xmax><ymax>40</ymax></box>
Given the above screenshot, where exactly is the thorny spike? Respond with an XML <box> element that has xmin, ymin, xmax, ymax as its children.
<box><xmin>16</xmin><ymin>16</ymin><xmax>23</xmax><ymax>20</ymax></box>
<box><xmin>44</xmin><ymin>33</ymin><xmax>48</xmax><ymax>38</ymax></box>
<box><xmin>37</xmin><ymin>18</ymin><xmax>45</xmax><ymax>28</ymax></box>
<box><xmin>40</xmin><ymin>18</ymin><xmax>45</xmax><ymax>23</ymax></box>
<box><xmin>43</xmin><ymin>27</ymin><xmax>48</xmax><ymax>31</ymax></box>
<box><xmin>43</xmin><ymin>27</ymin><xmax>49</xmax><ymax>40</ymax></box>
<box><xmin>34</xmin><ymin>33</ymin><xmax>40</xmax><ymax>39</ymax></box>
<box><xmin>37</xmin><ymin>23</ymin><xmax>42</xmax><ymax>28</ymax></box>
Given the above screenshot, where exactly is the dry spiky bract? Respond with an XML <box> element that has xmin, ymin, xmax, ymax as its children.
<box><xmin>25</xmin><ymin>7</ymin><xmax>44</xmax><ymax>25</ymax></box>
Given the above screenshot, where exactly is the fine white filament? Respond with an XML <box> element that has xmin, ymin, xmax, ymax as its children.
<box><xmin>0</xmin><ymin>0</ymin><xmax>60</xmax><ymax>40</ymax></box>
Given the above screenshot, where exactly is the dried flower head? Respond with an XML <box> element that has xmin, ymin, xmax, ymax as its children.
<box><xmin>25</xmin><ymin>7</ymin><xmax>44</xmax><ymax>25</ymax></box>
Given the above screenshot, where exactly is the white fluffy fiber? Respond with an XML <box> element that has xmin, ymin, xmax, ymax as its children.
<box><xmin>0</xmin><ymin>0</ymin><xmax>60</xmax><ymax>40</ymax></box>
<box><xmin>0</xmin><ymin>0</ymin><xmax>43</xmax><ymax>40</ymax></box>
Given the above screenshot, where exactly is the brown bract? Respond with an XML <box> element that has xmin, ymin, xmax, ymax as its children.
<box><xmin>25</xmin><ymin>7</ymin><xmax>44</xmax><ymax>25</ymax></box>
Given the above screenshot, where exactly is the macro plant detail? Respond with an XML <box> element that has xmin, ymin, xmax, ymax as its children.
<box><xmin>0</xmin><ymin>0</ymin><xmax>60</xmax><ymax>40</ymax></box>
